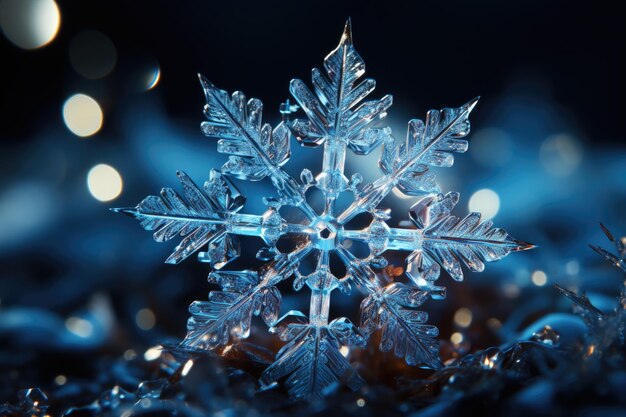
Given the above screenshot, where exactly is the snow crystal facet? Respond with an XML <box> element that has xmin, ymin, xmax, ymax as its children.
<box><xmin>115</xmin><ymin>19</ymin><xmax>533</xmax><ymax>400</ymax></box>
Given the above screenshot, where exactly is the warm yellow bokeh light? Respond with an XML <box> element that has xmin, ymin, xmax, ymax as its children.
<box><xmin>87</xmin><ymin>164</ymin><xmax>122</xmax><ymax>202</ymax></box>
<box><xmin>0</xmin><ymin>0</ymin><xmax>60</xmax><ymax>49</ymax></box>
<box><xmin>450</xmin><ymin>332</ymin><xmax>464</xmax><ymax>344</ymax></box>
<box><xmin>453</xmin><ymin>307</ymin><xmax>473</xmax><ymax>328</ymax></box>
<box><xmin>63</xmin><ymin>94</ymin><xmax>103</xmax><ymax>137</ymax></box>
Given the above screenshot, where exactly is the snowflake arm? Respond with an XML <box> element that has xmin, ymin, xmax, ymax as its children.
<box><xmin>555</xmin><ymin>224</ymin><xmax>626</xmax><ymax>357</ymax></box>
<box><xmin>260</xmin><ymin>314</ymin><xmax>365</xmax><ymax>400</ymax></box>
<box><xmin>337</xmin><ymin>98</ymin><xmax>478</xmax><ymax>224</ymax></box>
<box><xmin>555</xmin><ymin>285</ymin><xmax>604</xmax><ymax>319</ymax></box>
<box><xmin>335</xmin><ymin>245</ymin><xmax>442</xmax><ymax>367</ymax></box>
<box><xmin>343</xmin><ymin>192</ymin><xmax>534</xmax><ymax>284</ymax></box>
<box><xmin>181</xmin><ymin>243</ymin><xmax>313</xmax><ymax>349</ymax></box>
<box><xmin>289</xmin><ymin>19</ymin><xmax>392</xmax><ymax>212</ymax></box>
<box><xmin>112</xmin><ymin>170</ymin><xmax>281</xmax><ymax>266</ymax></box>
<box><xmin>360</xmin><ymin>282</ymin><xmax>441</xmax><ymax>368</ymax></box>
<box><xmin>199</xmin><ymin>75</ymin><xmax>317</xmax><ymax>220</ymax></box>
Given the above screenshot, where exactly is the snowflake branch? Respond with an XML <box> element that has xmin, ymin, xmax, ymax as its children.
<box><xmin>360</xmin><ymin>282</ymin><xmax>441</xmax><ymax>368</ymax></box>
<box><xmin>343</xmin><ymin>226</ymin><xmax>530</xmax><ymax>252</ymax></box>
<box><xmin>199</xmin><ymin>76</ymin><xmax>317</xmax><ymax>221</ymax></box>
<box><xmin>181</xmin><ymin>243</ymin><xmax>313</xmax><ymax>350</ymax></box>
<box><xmin>334</xmin><ymin>245</ymin><xmax>441</xmax><ymax>368</ymax></box>
<box><xmin>260</xmin><ymin>323</ymin><xmax>364</xmax><ymax>400</ymax></box>
<box><xmin>343</xmin><ymin>193</ymin><xmax>533</xmax><ymax>282</ymax></box>
<box><xmin>337</xmin><ymin>98</ymin><xmax>479</xmax><ymax>225</ymax></box>
<box><xmin>289</xmin><ymin>19</ymin><xmax>392</xmax><ymax>216</ymax></box>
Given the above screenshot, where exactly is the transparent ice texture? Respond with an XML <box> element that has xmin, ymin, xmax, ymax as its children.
<box><xmin>556</xmin><ymin>224</ymin><xmax>626</xmax><ymax>357</ymax></box>
<box><xmin>115</xmin><ymin>19</ymin><xmax>533</xmax><ymax>400</ymax></box>
<box><xmin>590</xmin><ymin>223</ymin><xmax>626</xmax><ymax>273</ymax></box>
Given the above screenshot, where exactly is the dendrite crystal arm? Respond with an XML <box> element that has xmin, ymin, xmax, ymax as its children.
<box><xmin>335</xmin><ymin>245</ymin><xmax>441</xmax><ymax>368</ymax></box>
<box><xmin>343</xmin><ymin>192</ymin><xmax>534</xmax><ymax>284</ymax></box>
<box><xmin>182</xmin><ymin>243</ymin><xmax>313</xmax><ymax>349</ymax></box>
<box><xmin>199</xmin><ymin>75</ymin><xmax>317</xmax><ymax>221</ymax></box>
<box><xmin>112</xmin><ymin>170</ymin><xmax>278</xmax><ymax>267</ymax></box>
<box><xmin>289</xmin><ymin>19</ymin><xmax>392</xmax><ymax>215</ymax></box>
<box><xmin>337</xmin><ymin>98</ymin><xmax>478</xmax><ymax>225</ymax></box>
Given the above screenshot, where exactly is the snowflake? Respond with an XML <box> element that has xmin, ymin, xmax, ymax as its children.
<box><xmin>114</xmin><ymin>20</ymin><xmax>533</xmax><ymax>400</ymax></box>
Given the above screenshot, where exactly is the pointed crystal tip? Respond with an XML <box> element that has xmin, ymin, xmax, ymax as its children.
<box><xmin>341</xmin><ymin>18</ymin><xmax>353</xmax><ymax>45</ymax></box>
<box><xmin>513</xmin><ymin>239</ymin><xmax>537</xmax><ymax>251</ymax></box>
<box><xmin>466</xmin><ymin>96</ymin><xmax>480</xmax><ymax>113</ymax></box>
<box><xmin>589</xmin><ymin>244</ymin><xmax>603</xmax><ymax>256</ymax></box>
<box><xmin>589</xmin><ymin>244</ymin><xmax>616</xmax><ymax>263</ymax></box>
<box><xmin>197</xmin><ymin>73</ymin><xmax>214</xmax><ymax>89</ymax></box>
<box><xmin>110</xmin><ymin>207</ymin><xmax>136</xmax><ymax>216</ymax></box>
<box><xmin>599</xmin><ymin>222</ymin><xmax>615</xmax><ymax>242</ymax></box>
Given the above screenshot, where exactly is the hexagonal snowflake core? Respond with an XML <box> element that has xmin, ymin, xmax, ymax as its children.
<box><xmin>115</xmin><ymin>20</ymin><xmax>532</xmax><ymax>400</ymax></box>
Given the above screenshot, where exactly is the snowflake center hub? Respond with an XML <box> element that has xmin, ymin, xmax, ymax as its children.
<box><xmin>310</xmin><ymin>218</ymin><xmax>342</xmax><ymax>250</ymax></box>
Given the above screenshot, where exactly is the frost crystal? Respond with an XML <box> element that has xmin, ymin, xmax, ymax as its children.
<box><xmin>115</xmin><ymin>20</ymin><xmax>533</xmax><ymax>400</ymax></box>
<box><xmin>556</xmin><ymin>223</ymin><xmax>626</xmax><ymax>359</ymax></box>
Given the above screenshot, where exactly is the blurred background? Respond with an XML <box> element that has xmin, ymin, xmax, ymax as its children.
<box><xmin>0</xmin><ymin>0</ymin><xmax>625</xmax><ymax>406</ymax></box>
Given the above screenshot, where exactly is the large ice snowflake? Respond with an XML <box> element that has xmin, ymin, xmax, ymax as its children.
<box><xmin>115</xmin><ymin>20</ymin><xmax>533</xmax><ymax>400</ymax></box>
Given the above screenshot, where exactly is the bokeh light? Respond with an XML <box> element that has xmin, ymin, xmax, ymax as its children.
<box><xmin>468</xmin><ymin>188</ymin><xmax>500</xmax><ymax>220</ymax></box>
<box><xmin>503</xmin><ymin>283</ymin><xmax>520</xmax><ymax>298</ymax></box>
<box><xmin>144</xmin><ymin>346</ymin><xmax>163</xmax><ymax>361</ymax></box>
<box><xmin>0</xmin><ymin>0</ymin><xmax>60</xmax><ymax>49</ymax></box>
<box><xmin>87</xmin><ymin>164</ymin><xmax>123</xmax><ymax>202</ymax></box>
<box><xmin>450</xmin><ymin>332</ymin><xmax>464</xmax><ymax>344</ymax></box>
<box><xmin>539</xmin><ymin>133</ymin><xmax>583</xmax><ymax>176</ymax></box>
<box><xmin>126</xmin><ymin>55</ymin><xmax>162</xmax><ymax>92</ymax></box>
<box><xmin>531</xmin><ymin>270</ymin><xmax>548</xmax><ymax>286</ymax></box>
<box><xmin>487</xmin><ymin>317</ymin><xmax>501</xmax><ymax>329</ymax></box>
<box><xmin>181</xmin><ymin>360</ymin><xmax>194</xmax><ymax>377</ymax></box>
<box><xmin>65</xmin><ymin>316</ymin><xmax>93</xmax><ymax>338</ymax></box>
<box><xmin>135</xmin><ymin>308</ymin><xmax>156</xmax><ymax>330</ymax></box>
<box><xmin>565</xmin><ymin>260</ymin><xmax>580</xmax><ymax>276</ymax></box>
<box><xmin>69</xmin><ymin>30</ymin><xmax>117</xmax><ymax>79</ymax></box>
<box><xmin>454</xmin><ymin>308</ymin><xmax>473</xmax><ymax>328</ymax></box>
<box><xmin>339</xmin><ymin>345</ymin><xmax>350</xmax><ymax>357</ymax></box>
<box><xmin>62</xmin><ymin>94</ymin><xmax>103</xmax><ymax>137</ymax></box>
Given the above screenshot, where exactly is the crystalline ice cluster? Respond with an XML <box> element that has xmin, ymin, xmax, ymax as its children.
<box><xmin>556</xmin><ymin>224</ymin><xmax>626</xmax><ymax>360</ymax></box>
<box><xmin>115</xmin><ymin>20</ymin><xmax>532</xmax><ymax>400</ymax></box>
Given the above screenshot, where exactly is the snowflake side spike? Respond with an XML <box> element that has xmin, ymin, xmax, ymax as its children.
<box><xmin>114</xmin><ymin>19</ymin><xmax>534</xmax><ymax>400</ymax></box>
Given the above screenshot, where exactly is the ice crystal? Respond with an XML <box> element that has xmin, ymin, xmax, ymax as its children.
<box><xmin>115</xmin><ymin>20</ymin><xmax>533</xmax><ymax>400</ymax></box>
<box><xmin>556</xmin><ymin>223</ymin><xmax>626</xmax><ymax>359</ymax></box>
<box><xmin>590</xmin><ymin>223</ymin><xmax>626</xmax><ymax>273</ymax></box>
